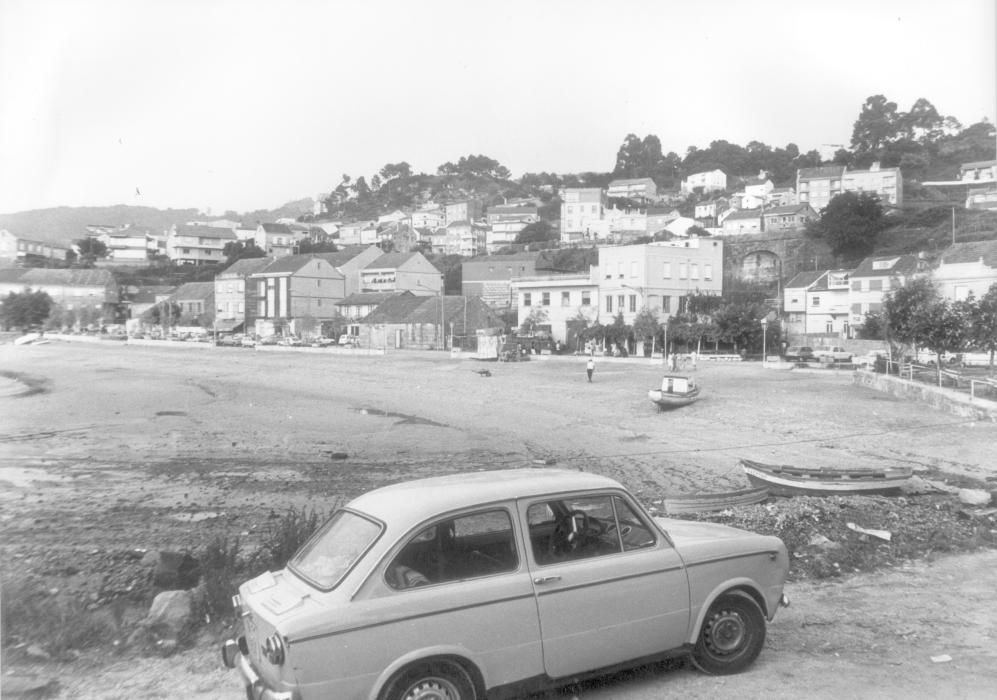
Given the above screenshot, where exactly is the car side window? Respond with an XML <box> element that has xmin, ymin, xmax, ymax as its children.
<box><xmin>528</xmin><ymin>495</ymin><xmax>624</xmax><ymax>565</ymax></box>
<box><xmin>612</xmin><ymin>496</ymin><xmax>657</xmax><ymax>551</ymax></box>
<box><xmin>386</xmin><ymin>509</ymin><xmax>518</xmax><ymax>590</ymax></box>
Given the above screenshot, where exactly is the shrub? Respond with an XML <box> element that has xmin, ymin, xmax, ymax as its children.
<box><xmin>197</xmin><ymin>535</ymin><xmax>244</xmax><ymax>622</ymax></box>
<box><xmin>255</xmin><ymin>507</ymin><xmax>325</xmax><ymax>571</ymax></box>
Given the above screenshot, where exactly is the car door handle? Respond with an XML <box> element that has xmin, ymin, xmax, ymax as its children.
<box><xmin>533</xmin><ymin>575</ymin><xmax>561</xmax><ymax>585</ymax></box>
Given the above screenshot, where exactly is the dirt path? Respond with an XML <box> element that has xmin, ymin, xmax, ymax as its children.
<box><xmin>2</xmin><ymin>341</ymin><xmax>996</xmax><ymax>699</ymax></box>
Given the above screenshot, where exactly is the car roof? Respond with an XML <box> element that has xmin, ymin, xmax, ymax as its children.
<box><xmin>348</xmin><ymin>468</ymin><xmax>622</xmax><ymax>524</ymax></box>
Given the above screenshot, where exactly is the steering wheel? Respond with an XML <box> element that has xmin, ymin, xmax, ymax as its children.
<box><xmin>548</xmin><ymin>510</ymin><xmax>605</xmax><ymax>559</ymax></box>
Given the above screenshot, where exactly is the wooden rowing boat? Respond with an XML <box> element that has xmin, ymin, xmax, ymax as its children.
<box><xmin>740</xmin><ymin>458</ymin><xmax>912</xmax><ymax>497</ymax></box>
<box><xmin>663</xmin><ymin>487</ymin><xmax>770</xmax><ymax>514</ymax></box>
<box><xmin>648</xmin><ymin>374</ymin><xmax>700</xmax><ymax>409</ymax></box>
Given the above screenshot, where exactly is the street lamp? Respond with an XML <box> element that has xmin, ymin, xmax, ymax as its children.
<box><xmin>761</xmin><ymin>317</ymin><xmax>768</xmax><ymax>365</ymax></box>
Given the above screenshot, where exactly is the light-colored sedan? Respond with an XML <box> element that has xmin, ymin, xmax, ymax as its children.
<box><xmin>221</xmin><ymin>469</ymin><xmax>790</xmax><ymax>700</ymax></box>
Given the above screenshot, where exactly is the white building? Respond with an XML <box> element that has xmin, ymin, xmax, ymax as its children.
<box><xmin>560</xmin><ymin>188</ymin><xmax>607</xmax><ymax>243</ymax></box>
<box><xmin>680</xmin><ymin>169</ymin><xmax>727</xmax><ymax>195</ymax></box>
<box><xmin>783</xmin><ymin>269</ymin><xmax>852</xmax><ymax>338</ymax></box>
<box><xmin>511</xmin><ymin>268</ymin><xmax>600</xmax><ymax>347</ymax></box>
<box><xmin>931</xmin><ymin>240</ymin><xmax>997</xmax><ymax>300</ymax></box>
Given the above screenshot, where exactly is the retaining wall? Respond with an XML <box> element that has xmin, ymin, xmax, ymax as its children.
<box><xmin>853</xmin><ymin>369</ymin><xmax>997</xmax><ymax>422</ymax></box>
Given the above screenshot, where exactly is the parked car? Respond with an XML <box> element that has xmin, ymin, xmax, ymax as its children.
<box><xmin>338</xmin><ymin>334</ymin><xmax>359</xmax><ymax>346</ymax></box>
<box><xmin>221</xmin><ymin>469</ymin><xmax>790</xmax><ymax>700</ymax></box>
<box><xmin>812</xmin><ymin>345</ymin><xmax>852</xmax><ymax>363</ymax></box>
<box><xmin>783</xmin><ymin>345</ymin><xmax>814</xmax><ymax>362</ymax></box>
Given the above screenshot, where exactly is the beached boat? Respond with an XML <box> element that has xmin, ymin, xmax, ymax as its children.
<box><xmin>740</xmin><ymin>458</ymin><xmax>913</xmax><ymax>497</ymax></box>
<box><xmin>663</xmin><ymin>487</ymin><xmax>770</xmax><ymax>515</ymax></box>
<box><xmin>648</xmin><ymin>374</ymin><xmax>700</xmax><ymax>409</ymax></box>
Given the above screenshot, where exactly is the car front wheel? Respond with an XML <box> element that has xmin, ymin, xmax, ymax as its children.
<box><xmin>691</xmin><ymin>591</ymin><xmax>766</xmax><ymax>675</ymax></box>
<box><xmin>383</xmin><ymin>661</ymin><xmax>478</xmax><ymax>700</ymax></box>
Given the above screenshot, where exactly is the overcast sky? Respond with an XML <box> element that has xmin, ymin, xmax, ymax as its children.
<box><xmin>1</xmin><ymin>0</ymin><xmax>994</xmax><ymax>216</ymax></box>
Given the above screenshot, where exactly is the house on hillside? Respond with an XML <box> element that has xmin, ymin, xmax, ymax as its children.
<box><xmin>720</xmin><ymin>209</ymin><xmax>763</xmax><ymax>235</ymax></box>
<box><xmin>359</xmin><ymin>251</ymin><xmax>443</xmax><ymax>294</ymax></box>
<box><xmin>931</xmin><ymin>240</ymin><xmax>997</xmax><ymax>300</ymax></box>
<box><xmin>444</xmin><ymin>200</ymin><xmax>483</xmax><ymax>226</ymax></box>
<box><xmin>411</xmin><ymin>207</ymin><xmax>445</xmax><ymax>230</ymax></box>
<box><xmin>166</xmin><ymin>224</ymin><xmax>235</xmax><ymax>265</ymax></box>
<box><xmin>761</xmin><ymin>203</ymin><xmax>818</xmax><ymax>232</ymax></box>
<box><xmin>97</xmin><ymin>226</ymin><xmax>157</xmax><ymax>263</ymax></box>
<box><xmin>486</xmin><ymin>204</ymin><xmax>539</xmax><ymax>252</ymax></box>
<box><xmin>560</xmin><ymin>188</ymin><xmax>608</xmax><ymax>243</ymax></box>
<box><xmin>681</xmin><ymin>169</ymin><xmax>727</xmax><ymax>195</ymax></box>
<box><xmin>0</xmin><ymin>230</ymin><xmax>70</xmax><ymax>264</ymax></box>
<box><xmin>607</xmin><ymin>178</ymin><xmax>658</xmax><ymax>202</ymax></box>
<box><xmin>254</xmin><ymin>222</ymin><xmax>311</xmax><ymax>258</ymax></box>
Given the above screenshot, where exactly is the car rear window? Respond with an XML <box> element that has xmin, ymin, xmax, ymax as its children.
<box><xmin>289</xmin><ymin>510</ymin><xmax>383</xmax><ymax>590</ymax></box>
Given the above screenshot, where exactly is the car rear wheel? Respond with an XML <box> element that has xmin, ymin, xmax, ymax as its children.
<box><xmin>691</xmin><ymin>591</ymin><xmax>766</xmax><ymax>675</ymax></box>
<box><xmin>383</xmin><ymin>661</ymin><xmax>478</xmax><ymax>700</ymax></box>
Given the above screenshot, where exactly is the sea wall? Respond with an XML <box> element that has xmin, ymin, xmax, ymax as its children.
<box><xmin>853</xmin><ymin>369</ymin><xmax>997</xmax><ymax>422</ymax></box>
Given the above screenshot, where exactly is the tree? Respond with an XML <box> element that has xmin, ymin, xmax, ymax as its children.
<box><xmin>605</xmin><ymin>312</ymin><xmax>630</xmax><ymax>352</ymax></box>
<box><xmin>379</xmin><ymin>162</ymin><xmax>412</xmax><ymax>181</ymax></box>
<box><xmin>858</xmin><ymin>311</ymin><xmax>886</xmax><ymax>340</ymax></box>
<box><xmin>515</xmin><ymin>221</ymin><xmax>556</xmax><ymax>244</ymax></box>
<box><xmin>918</xmin><ymin>297</ymin><xmax>974</xmax><ymax>384</ymax></box>
<box><xmin>805</xmin><ymin>191</ymin><xmax>887</xmax><ymax>262</ymax></box>
<box><xmin>970</xmin><ymin>283</ymin><xmax>997</xmax><ymax>372</ymax></box>
<box><xmin>74</xmin><ymin>238</ymin><xmax>108</xmax><ymax>266</ymax></box>
<box><xmin>631</xmin><ymin>307</ymin><xmax>660</xmax><ymax>355</ymax></box>
<box><xmin>710</xmin><ymin>303</ymin><xmax>768</xmax><ymax>353</ymax></box>
<box><xmin>370</xmin><ymin>174</ymin><xmax>382</xmax><ymax>191</ymax></box>
<box><xmin>0</xmin><ymin>289</ymin><xmax>53</xmax><ymax>330</ymax></box>
<box><xmin>883</xmin><ymin>277</ymin><xmax>938</xmax><ymax>361</ymax></box>
<box><xmin>519</xmin><ymin>307</ymin><xmax>548</xmax><ymax>335</ymax></box>
<box><xmin>850</xmin><ymin>94</ymin><xmax>902</xmax><ymax>156</ymax></box>
<box><xmin>223</xmin><ymin>240</ymin><xmax>266</xmax><ymax>265</ymax></box>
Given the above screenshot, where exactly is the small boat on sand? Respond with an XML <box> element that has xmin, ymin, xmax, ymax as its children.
<box><xmin>740</xmin><ymin>458</ymin><xmax>912</xmax><ymax>497</ymax></box>
<box><xmin>648</xmin><ymin>374</ymin><xmax>700</xmax><ymax>409</ymax></box>
<box><xmin>663</xmin><ymin>487</ymin><xmax>770</xmax><ymax>514</ymax></box>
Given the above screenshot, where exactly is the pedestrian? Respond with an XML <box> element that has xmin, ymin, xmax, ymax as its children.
<box><xmin>586</xmin><ymin>356</ymin><xmax>595</xmax><ymax>382</ymax></box>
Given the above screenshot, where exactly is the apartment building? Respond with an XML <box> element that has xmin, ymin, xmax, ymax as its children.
<box><xmin>166</xmin><ymin>224</ymin><xmax>235</xmax><ymax>265</ymax></box>
<box><xmin>560</xmin><ymin>188</ymin><xmax>607</xmax><ymax>243</ymax></box>
<box><xmin>680</xmin><ymin>169</ymin><xmax>727</xmax><ymax>194</ymax></box>
<box><xmin>797</xmin><ymin>162</ymin><xmax>903</xmax><ymax>212</ymax></box>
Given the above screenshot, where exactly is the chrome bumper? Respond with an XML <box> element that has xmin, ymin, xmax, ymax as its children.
<box><xmin>221</xmin><ymin>638</ymin><xmax>294</xmax><ymax>700</ymax></box>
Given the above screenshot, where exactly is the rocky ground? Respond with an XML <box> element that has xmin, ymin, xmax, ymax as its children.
<box><xmin>1</xmin><ymin>341</ymin><xmax>996</xmax><ymax>698</ymax></box>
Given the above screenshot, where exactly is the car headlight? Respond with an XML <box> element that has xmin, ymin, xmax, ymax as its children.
<box><xmin>262</xmin><ymin>633</ymin><xmax>286</xmax><ymax>666</ymax></box>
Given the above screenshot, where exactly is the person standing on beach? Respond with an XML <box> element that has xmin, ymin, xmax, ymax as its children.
<box><xmin>586</xmin><ymin>356</ymin><xmax>595</xmax><ymax>382</ymax></box>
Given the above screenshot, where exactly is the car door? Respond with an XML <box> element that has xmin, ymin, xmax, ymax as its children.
<box><xmin>518</xmin><ymin>492</ymin><xmax>691</xmax><ymax>679</ymax></box>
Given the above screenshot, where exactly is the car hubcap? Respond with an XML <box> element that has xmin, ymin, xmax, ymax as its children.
<box><xmin>706</xmin><ymin>610</ymin><xmax>746</xmax><ymax>655</ymax></box>
<box><xmin>402</xmin><ymin>677</ymin><xmax>461</xmax><ymax>700</ymax></box>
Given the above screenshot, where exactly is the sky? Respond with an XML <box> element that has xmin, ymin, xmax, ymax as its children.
<box><xmin>1</xmin><ymin>0</ymin><xmax>994</xmax><ymax>216</ymax></box>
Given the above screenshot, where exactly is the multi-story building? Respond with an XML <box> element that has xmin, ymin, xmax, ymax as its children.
<box><xmin>461</xmin><ymin>253</ymin><xmax>541</xmax><ymax>308</ymax></box>
<box><xmin>597</xmin><ymin>238</ymin><xmax>724</xmax><ymax>325</ymax></box>
<box><xmin>931</xmin><ymin>240</ymin><xmax>997</xmax><ymax>301</ymax></box>
<box><xmin>410</xmin><ymin>207</ymin><xmax>445</xmax><ymax>231</ymax></box>
<box><xmin>358</xmin><ymin>252</ymin><xmax>443</xmax><ymax>295</ymax></box>
<box><xmin>313</xmin><ymin>245</ymin><xmax>384</xmax><ymax>297</ymax></box>
<box><xmin>255</xmin><ymin>222</ymin><xmax>313</xmax><ymax>258</ymax></box>
<box><xmin>797</xmin><ymin>162</ymin><xmax>903</xmax><ymax>212</ymax></box>
<box><xmin>510</xmin><ymin>268</ymin><xmax>600</xmax><ymax>347</ymax></box>
<box><xmin>444</xmin><ymin>199</ymin><xmax>482</xmax><ymax>226</ymax></box>
<box><xmin>560</xmin><ymin>188</ymin><xmax>607</xmax><ymax>243</ymax></box>
<box><xmin>960</xmin><ymin>160</ymin><xmax>997</xmax><ymax>210</ymax></box>
<box><xmin>680</xmin><ymin>169</ymin><xmax>727</xmax><ymax>195</ymax></box>
<box><xmin>213</xmin><ymin>257</ymin><xmax>274</xmax><ymax>333</ymax></box>
<box><xmin>249</xmin><ymin>254</ymin><xmax>348</xmax><ymax>336</ymax></box>
<box><xmin>166</xmin><ymin>224</ymin><xmax>235</xmax><ymax>265</ymax></box>
<box><xmin>338</xmin><ymin>220</ymin><xmax>377</xmax><ymax>246</ymax></box>
<box><xmin>0</xmin><ymin>230</ymin><xmax>70</xmax><ymax>263</ymax></box>
<box><xmin>97</xmin><ymin>226</ymin><xmax>157</xmax><ymax>263</ymax></box>
<box><xmin>485</xmin><ymin>204</ymin><xmax>539</xmax><ymax>252</ymax></box>
<box><xmin>848</xmin><ymin>254</ymin><xmax>923</xmax><ymax>333</ymax></box>
<box><xmin>607</xmin><ymin>178</ymin><xmax>658</xmax><ymax>201</ymax></box>
<box><xmin>742</xmin><ymin>173</ymin><xmax>774</xmax><ymax>200</ymax></box>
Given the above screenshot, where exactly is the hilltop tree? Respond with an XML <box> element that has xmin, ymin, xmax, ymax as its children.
<box><xmin>379</xmin><ymin>162</ymin><xmax>412</xmax><ymax>181</ymax></box>
<box><xmin>805</xmin><ymin>191</ymin><xmax>887</xmax><ymax>262</ymax></box>
<box><xmin>851</xmin><ymin>94</ymin><xmax>902</xmax><ymax>156</ymax></box>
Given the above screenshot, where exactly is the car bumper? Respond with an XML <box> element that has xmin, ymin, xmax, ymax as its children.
<box><xmin>221</xmin><ymin>638</ymin><xmax>295</xmax><ymax>700</ymax></box>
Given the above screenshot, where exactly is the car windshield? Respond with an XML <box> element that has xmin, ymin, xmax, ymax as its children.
<box><xmin>289</xmin><ymin>510</ymin><xmax>383</xmax><ymax>589</ymax></box>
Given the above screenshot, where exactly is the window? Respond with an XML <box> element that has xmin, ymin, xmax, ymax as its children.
<box><xmin>527</xmin><ymin>494</ymin><xmax>655</xmax><ymax>565</ymax></box>
<box><xmin>662</xmin><ymin>296</ymin><xmax>671</xmax><ymax>312</ymax></box>
<box><xmin>606</xmin><ymin>296</ymin><xmax>613</xmax><ymax>313</ymax></box>
<box><xmin>704</xmin><ymin>264</ymin><xmax>712</xmax><ymax>281</ymax></box>
<box><xmin>617</xmin><ymin>295</ymin><xmax>625</xmax><ymax>311</ymax></box>
<box><xmin>542</xmin><ymin>292</ymin><xmax>550</xmax><ymax>306</ymax></box>
<box><xmin>690</xmin><ymin>263</ymin><xmax>699</xmax><ymax>280</ymax></box>
<box><xmin>523</xmin><ymin>292</ymin><xmax>532</xmax><ymax>307</ymax></box>
<box><xmin>386</xmin><ymin>510</ymin><xmax>518</xmax><ymax>589</ymax></box>
<box><xmin>629</xmin><ymin>295</ymin><xmax>637</xmax><ymax>312</ymax></box>
<box><xmin>869</xmin><ymin>280</ymin><xmax>883</xmax><ymax>291</ymax></box>
<box><xmin>289</xmin><ymin>511</ymin><xmax>383</xmax><ymax>590</ymax></box>
<box><xmin>851</xmin><ymin>280</ymin><xmax>862</xmax><ymax>291</ymax></box>
<box><xmin>679</xmin><ymin>263</ymin><xmax>687</xmax><ymax>280</ymax></box>
<box><xmin>869</xmin><ymin>302</ymin><xmax>883</xmax><ymax>312</ymax></box>
<box><xmin>581</xmin><ymin>291</ymin><xmax>591</xmax><ymax>306</ymax></box>
<box><xmin>630</xmin><ymin>262</ymin><xmax>638</xmax><ymax>278</ymax></box>
<box><xmin>851</xmin><ymin>303</ymin><xmax>862</xmax><ymax>313</ymax></box>
<box><xmin>561</xmin><ymin>291</ymin><xmax>570</xmax><ymax>307</ymax></box>
<box><xmin>663</xmin><ymin>262</ymin><xmax>672</xmax><ymax>279</ymax></box>
<box><xmin>812</xmin><ymin>296</ymin><xmax>821</xmax><ymax>306</ymax></box>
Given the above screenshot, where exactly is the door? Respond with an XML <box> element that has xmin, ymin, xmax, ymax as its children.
<box><xmin>394</xmin><ymin>328</ymin><xmax>403</xmax><ymax>349</ymax></box>
<box><xmin>519</xmin><ymin>493</ymin><xmax>690</xmax><ymax>679</ymax></box>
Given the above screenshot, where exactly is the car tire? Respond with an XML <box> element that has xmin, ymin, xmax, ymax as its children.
<box><xmin>690</xmin><ymin>591</ymin><xmax>766</xmax><ymax>675</ymax></box>
<box><xmin>382</xmin><ymin>661</ymin><xmax>478</xmax><ymax>700</ymax></box>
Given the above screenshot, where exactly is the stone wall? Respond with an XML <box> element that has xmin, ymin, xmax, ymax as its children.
<box><xmin>853</xmin><ymin>369</ymin><xmax>997</xmax><ymax>422</ymax></box>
